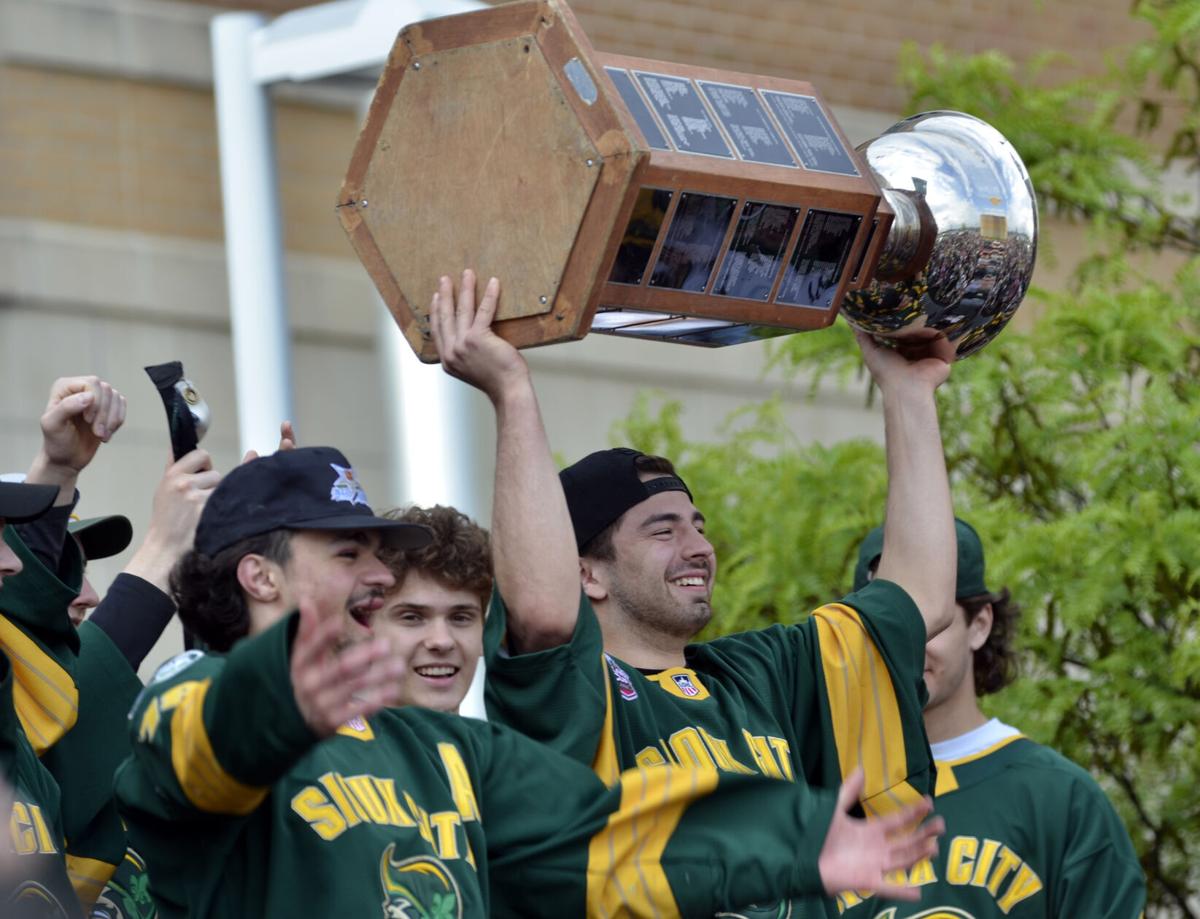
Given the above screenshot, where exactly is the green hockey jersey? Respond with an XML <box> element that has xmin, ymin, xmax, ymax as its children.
<box><xmin>114</xmin><ymin>611</ymin><xmax>855</xmax><ymax>919</ymax></box>
<box><xmin>2</xmin><ymin>649</ymin><xmax>83</xmax><ymax>918</ymax></box>
<box><xmin>838</xmin><ymin>720</ymin><xmax>1145</xmax><ymax>918</ymax></box>
<box><xmin>0</xmin><ymin>525</ymin><xmax>144</xmax><ymax>905</ymax></box>
<box><xmin>484</xmin><ymin>579</ymin><xmax>935</xmax><ymax>917</ymax></box>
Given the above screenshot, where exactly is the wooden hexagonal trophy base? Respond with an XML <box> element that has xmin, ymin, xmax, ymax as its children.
<box><xmin>339</xmin><ymin>0</ymin><xmax>891</xmax><ymax>361</ymax></box>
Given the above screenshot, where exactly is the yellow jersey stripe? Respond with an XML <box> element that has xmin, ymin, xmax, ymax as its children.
<box><xmin>934</xmin><ymin>763</ymin><xmax>959</xmax><ymax>796</ymax></box>
<box><xmin>0</xmin><ymin>616</ymin><xmax>79</xmax><ymax>754</ymax></box>
<box><xmin>591</xmin><ymin>653</ymin><xmax>622</xmax><ymax>787</ymax></box>
<box><xmin>170</xmin><ymin>678</ymin><xmax>268</xmax><ymax>815</ymax></box>
<box><xmin>66</xmin><ymin>853</ymin><xmax>118</xmax><ymax>908</ymax></box>
<box><xmin>814</xmin><ymin>603</ymin><xmax>923</xmax><ymax>817</ymax></box>
<box><xmin>587</xmin><ymin>765</ymin><xmax>717</xmax><ymax>918</ymax></box>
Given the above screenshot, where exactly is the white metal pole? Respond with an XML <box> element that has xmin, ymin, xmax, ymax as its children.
<box><xmin>211</xmin><ymin>12</ymin><xmax>294</xmax><ymax>457</ymax></box>
<box><xmin>376</xmin><ymin>310</ymin><xmax>485</xmax><ymax>517</ymax></box>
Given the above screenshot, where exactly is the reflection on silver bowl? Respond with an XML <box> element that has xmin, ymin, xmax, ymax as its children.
<box><xmin>842</xmin><ymin>111</ymin><xmax>1038</xmax><ymax>359</ymax></box>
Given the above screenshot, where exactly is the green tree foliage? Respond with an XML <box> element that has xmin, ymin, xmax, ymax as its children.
<box><xmin>612</xmin><ymin>4</ymin><xmax>1200</xmax><ymax>915</ymax></box>
<box><xmin>1132</xmin><ymin>0</ymin><xmax>1200</xmax><ymax>177</ymax></box>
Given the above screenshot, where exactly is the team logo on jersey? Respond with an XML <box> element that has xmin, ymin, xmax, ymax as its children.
<box><xmin>6</xmin><ymin>880</ymin><xmax>71</xmax><ymax>919</ymax></box>
<box><xmin>90</xmin><ymin>848</ymin><xmax>156</xmax><ymax>919</ymax></box>
<box><xmin>671</xmin><ymin>672</ymin><xmax>700</xmax><ymax>696</ymax></box>
<box><xmin>378</xmin><ymin>846</ymin><xmax>462</xmax><ymax>919</ymax></box>
<box><xmin>605</xmin><ymin>654</ymin><xmax>638</xmax><ymax>701</ymax></box>
<box><xmin>330</xmin><ymin>463</ymin><xmax>369</xmax><ymax>506</ymax></box>
<box><xmin>873</xmin><ymin>910</ymin><xmax>975</xmax><ymax>919</ymax></box>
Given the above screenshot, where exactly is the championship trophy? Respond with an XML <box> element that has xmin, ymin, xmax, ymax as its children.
<box><xmin>339</xmin><ymin>0</ymin><xmax>1037</xmax><ymax>362</ymax></box>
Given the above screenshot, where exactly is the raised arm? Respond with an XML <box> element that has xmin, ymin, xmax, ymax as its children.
<box><xmin>25</xmin><ymin>374</ymin><xmax>126</xmax><ymax>508</ymax></box>
<box><xmin>120</xmin><ymin>449</ymin><xmax>219</xmax><ymax>595</ymax></box>
<box><xmin>431</xmin><ymin>269</ymin><xmax>580</xmax><ymax>653</ymax></box>
<box><xmin>857</xmin><ymin>332</ymin><xmax>956</xmax><ymax>638</ymax></box>
<box><xmin>18</xmin><ymin>375</ymin><xmax>126</xmax><ymax>570</ymax></box>
<box><xmin>83</xmin><ymin>449</ymin><xmax>220</xmax><ymax>667</ymax></box>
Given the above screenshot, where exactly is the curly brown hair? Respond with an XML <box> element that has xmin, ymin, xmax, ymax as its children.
<box><xmin>960</xmin><ymin>587</ymin><xmax>1021</xmax><ymax>696</ymax></box>
<box><xmin>380</xmin><ymin>505</ymin><xmax>492</xmax><ymax>607</ymax></box>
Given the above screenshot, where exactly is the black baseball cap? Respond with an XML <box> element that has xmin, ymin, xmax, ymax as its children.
<box><xmin>853</xmin><ymin>518</ymin><xmax>989</xmax><ymax>599</ymax></box>
<box><xmin>0</xmin><ymin>481</ymin><xmax>57</xmax><ymax>523</ymax></box>
<box><xmin>69</xmin><ymin>515</ymin><xmax>134</xmax><ymax>561</ymax></box>
<box><xmin>559</xmin><ymin>448</ymin><xmax>692</xmax><ymax>553</ymax></box>
<box><xmin>194</xmin><ymin>446</ymin><xmax>432</xmax><ymax>556</ymax></box>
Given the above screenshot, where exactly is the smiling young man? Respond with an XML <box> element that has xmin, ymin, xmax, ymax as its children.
<box><xmin>373</xmin><ymin>504</ymin><xmax>490</xmax><ymax>713</ymax></box>
<box><xmin>845</xmin><ymin>520</ymin><xmax>1146</xmax><ymax>918</ymax></box>
<box><xmin>432</xmin><ymin>270</ymin><xmax>959</xmax><ymax>917</ymax></box>
<box><xmin>115</xmin><ymin>448</ymin><xmax>944</xmax><ymax>917</ymax></box>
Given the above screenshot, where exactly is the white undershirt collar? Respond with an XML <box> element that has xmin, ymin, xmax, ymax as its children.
<box><xmin>931</xmin><ymin>717</ymin><xmax>1021</xmax><ymax>762</ymax></box>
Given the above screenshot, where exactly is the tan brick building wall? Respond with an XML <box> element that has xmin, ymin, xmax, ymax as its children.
<box><xmin>199</xmin><ymin>0</ymin><xmax>1147</xmax><ymax>112</ymax></box>
<box><xmin>0</xmin><ymin>64</ymin><xmax>359</xmax><ymax>258</ymax></box>
<box><xmin>563</xmin><ymin>0</ymin><xmax>1143</xmax><ymax>114</ymax></box>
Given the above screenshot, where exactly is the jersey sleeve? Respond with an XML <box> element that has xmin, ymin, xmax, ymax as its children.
<box><xmin>471</xmin><ymin>719</ymin><xmax>839</xmax><ymax>918</ymax></box>
<box><xmin>1054</xmin><ymin>774</ymin><xmax>1146</xmax><ymax>918</ymax></box>
<box><xmin>117</xmin><ymin>612</ymin><xmax>318</xmax><ymax>821</ymax></box>
<box><xmin>707</xmin><ymin>578</ymin><xmax>933</xmax><ymax>816</ymax></box>
<box><xmin>86</xmin><ymin>572</ymin><xmax>178</xmax><ymax>670</ymax></box>
<box><xmin>0</xmin><ymin>524</ymin><xmax>82</xmax><ymax>754</ymax></box>
<box><xmin>41</xmin><ymin>621</ymin><xmax>145</xmax><ymax>906</ymax></box>
<box><xmin>0</xmin><ymin>649</ymin><xmax>17</xmax><ymax>786</ymax></box>
<box><xmin>0</xmin><ymin>650</ymin><xmax>83</xmax><ymax>919</ymax></box>
<box><xmin>114</xmin><ymin>614</ymin><xmax>319</xmax><ymax>915</ymax></box>
<box><xmin>483</xmin><ymin>589</ymin><xmax>614</xmax><ymax>773</ymax></box>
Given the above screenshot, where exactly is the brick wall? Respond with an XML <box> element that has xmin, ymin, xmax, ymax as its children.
<box><xmin>558</xmin><ymin>0</ymin><xmax>1147</xmax><ymax>113</ymax></box>
<box><xmin>174</xmin><ymin>0</ymin><xmax>1148</xmax><ymax>113</ymax></box>
<box><xmin>0</xmin><ymin>64</ymin><xmax>359</xmax><ymax>258</ymax></box>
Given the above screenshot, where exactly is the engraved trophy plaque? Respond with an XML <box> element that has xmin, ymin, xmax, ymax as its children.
<box><xmin>340</xmin><ymin>0</ymin><xmax>1036</xmax><ymax>361</ymax></box>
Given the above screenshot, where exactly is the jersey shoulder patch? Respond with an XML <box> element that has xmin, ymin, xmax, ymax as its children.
<box><xmin>150</xmin><ymin>649</ymin><xmax>206</xmax><ymax>685</ymax></box>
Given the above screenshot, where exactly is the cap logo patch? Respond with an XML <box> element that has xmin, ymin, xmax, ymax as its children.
<box><xmin>605</xmin><ymin>654</ymin><xmax>638</xmax><ymax>701</ymax></box>
<box><xmin>329</xmin><ymin>463</ymin><xmax>368</xmax><ymax>506</ymax></box>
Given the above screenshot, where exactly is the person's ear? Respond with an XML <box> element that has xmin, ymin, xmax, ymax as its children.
<box><xmin>579</xmin><ymin>557</ymin><xmax>609</xmax><ymax>603</ymax></box>
<box><xmin>236</xmin><ymin>554</ymin><xmax>284</xmax><ymax>603</ymax></box>
<box><xmin>967</xmin><ymin>602</ymin><xmax>994</xmax><ymax>652</ymax></box>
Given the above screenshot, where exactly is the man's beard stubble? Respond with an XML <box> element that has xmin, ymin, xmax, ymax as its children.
<box><xmin>608</xmin><ymin>572</ymin><xmax>714</xmax><ymax>642</ymax></box>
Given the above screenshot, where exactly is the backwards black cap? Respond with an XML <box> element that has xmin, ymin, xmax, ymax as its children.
<box><xmin>195</xmin><ymin>446</ymin><xmax>432</xmax><ymax>557</ymax></box>
<box><xmin>559</xmin><ymin>448</ymin><xmax>692</xmax><ymax>553</ymax></box>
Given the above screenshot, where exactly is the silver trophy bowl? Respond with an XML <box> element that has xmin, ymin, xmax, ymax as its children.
<box><xmin>842</xmin><ymin>111</ymin><xmax>1038</xmax><ymax>359</ymax></box>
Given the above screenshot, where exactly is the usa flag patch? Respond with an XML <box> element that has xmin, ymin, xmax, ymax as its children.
<box><xmin>671</xmin><ymin>672</ymin><xmax>700</xmax><ymax>696</ymax></box>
